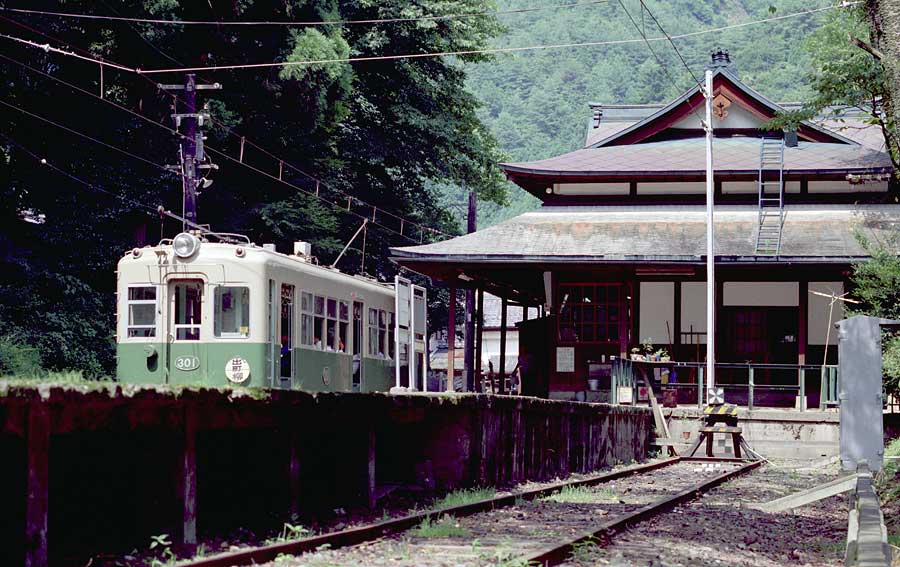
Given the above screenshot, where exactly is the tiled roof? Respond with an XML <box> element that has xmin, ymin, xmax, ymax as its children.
<box><xmin>392</xmin><ymin>204</ymin><xmax>900</xmax><ymax>262</ymax></box>
<box><xmin>502</xmin><ymin>138</ymin><xmax>891</xmax><ymax>177</ymax></box>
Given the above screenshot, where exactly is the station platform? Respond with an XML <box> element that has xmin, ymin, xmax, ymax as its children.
<box><xmin>662</xmin><ymin>405</ymin><xmax>840</xmax><ymax>459</ymax></box>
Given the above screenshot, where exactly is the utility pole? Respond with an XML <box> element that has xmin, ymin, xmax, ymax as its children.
<box><xmin>161</xmin><ymin>74</ymin><xmax>221</xmax><ymax>230</ymax></box>
<box><xmin>463</xmin><ymin>189</ymin><xmax>477</xmax><ymax>392</ymax></box>
<box><xmin>704</xmin><ymin>68</ymin><xmax>717</xmax><ymax>404</ymax></box>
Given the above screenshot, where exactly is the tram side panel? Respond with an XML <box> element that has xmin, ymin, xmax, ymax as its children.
<box><xmin>116</xmin><ymin>243</ymin><xmax>397</xmax><ymax>392</ymax></box>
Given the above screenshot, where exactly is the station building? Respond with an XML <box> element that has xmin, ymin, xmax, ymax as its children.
<box><xmin>393</xmin><ymin>53</ymin><xmax>897</xmax><ymax>402</ymax></box>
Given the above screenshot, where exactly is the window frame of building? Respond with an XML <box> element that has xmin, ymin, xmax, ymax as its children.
<box><xmin>558</xmin><ymin>283</ymin><xmax>622</xmax><ymax>345</ymax></box>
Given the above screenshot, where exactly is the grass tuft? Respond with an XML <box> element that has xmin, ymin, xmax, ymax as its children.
<box><xmin>432</xmin><ymin>487</ymin><xmax>496</xmax><ymax>510</ymax></box>
<box><xmin>410</xmin><ymin>515</ymin><xmax>471</xmax><ymax>539</ymax></box>
<box><xmin>543</xmin><ymin>485</ymin><xmax>617</xmax><ymax>504</ymax></box>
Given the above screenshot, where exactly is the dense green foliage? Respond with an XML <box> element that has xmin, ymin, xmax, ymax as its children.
<box><xmin>0</xmin><ymin>0</ymin><xmax>509</xmax><ymax>374</ymax></box>
<box><xmin>467</xmin><ymin>0</ymin><xmax>838</xmax><ymax>224</ymax></box>
<box><xmin>768</xmin><ymin>4</ymin><xmax>898</xmax><ymax>171</ymax></box>
<box><xmin>850</xmin><ymin>232</ymin><xmax>900</xmax><ymax>395</ymax></box>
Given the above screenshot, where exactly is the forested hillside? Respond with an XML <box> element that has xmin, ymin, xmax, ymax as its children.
<box><xmin>467</xmin><ymin>0</ymin><xmax>828</xmax><ymax>224</ymax></box>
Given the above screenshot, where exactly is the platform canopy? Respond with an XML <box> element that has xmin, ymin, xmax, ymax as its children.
<box><xmin>391</xmin><ymin>204</ymin><xmax>900</xmax><ymax>304</ymax></box>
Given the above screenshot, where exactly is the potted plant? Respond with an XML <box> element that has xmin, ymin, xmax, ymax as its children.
<box><xmin>656</xmin><ymin>348</ymin><xmax>670</xmax><ymax>363</ymax></box>
<box><xmin>642</xmin><ymin>338</ymin><xmax>655</xmax><ymax>360</ymax></box>
<box><xmin>630</xmin><ymin>347</ymin><xmax>644</xmax><ymax>361</ymax></box>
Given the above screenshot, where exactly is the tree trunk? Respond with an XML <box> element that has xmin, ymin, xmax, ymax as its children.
<box><xmin>867</xmin><ymin>0</ymin><xmax>900</xmax><ymax>154</ymax></box>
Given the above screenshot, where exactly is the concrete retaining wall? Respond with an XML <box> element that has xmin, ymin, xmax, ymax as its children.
<box><xmin>664</xmin><ymin>407</ymin><xmax>840</xmax><ymax>459</ymax></box>
<box><xmin>0</xmin><ymin>383</ymin><xmax>651</xmax><ymax>567</ymax></box>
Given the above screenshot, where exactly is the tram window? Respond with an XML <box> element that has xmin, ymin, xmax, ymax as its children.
<box><xmin>127</xmin><ymin>286</ymin><xmax>157</xmax><ymax>338</ymax></box>
<box><xmin>214</xmin><ymin>287</ymin><xmax>250</xmax><ymax>338</ymax></box>
<box><xmin>300</xmin><ymin>292</ymin><xmax>314</xmax><ymax>346</ymax></box>
<box><xmin>325</xmin><ymin>298</ymin><xmax>338</xmax><ymax>351</ymax></box>
<box><xmin>387</xmin><ymin>312</ymin><xmax>395</xmax><ymax>360</ymax></box>
<box><xmin>368</xmin><ymin>308</ymin><xmax>379</xmax><ymax>357</ymax></box>
<box><xmin>173</xmin><ymin>280</ymin><xmax>202</xmax><ymax>341</ymax></box>
<box><xmin>313</xmin><ymin>295</ymin><xmax>325</xmax><ymax>349</ymax></box>
<box><xmin>338</xmin><ymin>301</ymin><xmax>349</xmax><ymax>353</ymax></box>
<box><xmin>378</xmin><ymin>310</ymin><xmax>388</xmax><ymax>358</ymax></box>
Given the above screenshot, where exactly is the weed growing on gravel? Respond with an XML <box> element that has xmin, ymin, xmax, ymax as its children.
<box><xmin>480</xmin><ymin>545</ymin><xmax>537</xmax><ymax>567</ymax></box>
<box><xmin>543</xmin><ymin>485</ymin><xmax>617</xmax><ymax>504</ymax></box>
<box><xmin>264</xmin><ymin>521</ymin><xmax>312</xmax><ymax>545</ymax></box>
<box><xmin>411</xmin><ymin>515</ymin><xmax>471</xmax><ymax>538</ymax></box>
<box><xmin>814</xmin><ymin>538</ymin><xmax>845</xmax><ymax>559</ymax></box>
<box><xmin>569</xmin><ymin>537</ymin><xmax>605</xmax><ymax>564</ymax></box>
<box><xmin>432</xmin><ymin>487</ymin><xmax>496</xmax><ymax>510</ymax></box>
<box><xmin>878</xmin><ymin>437</ymin><xmax>900</xmax><ymax>542</ymax></box>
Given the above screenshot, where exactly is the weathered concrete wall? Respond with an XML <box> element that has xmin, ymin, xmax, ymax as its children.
<box><xmin>665</xmin><ymin>407</ymin><xmax>839</xmax><ymax>459</ymax></box>
<box><xmin>0</xmin><ymin>383</ymin><xmax>651</xmax><ymax>567</ymax></box>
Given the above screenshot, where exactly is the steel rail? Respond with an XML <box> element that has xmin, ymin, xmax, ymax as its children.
<box><xmin>525</xmin><ymin>458</ymin><xmax>764</xmax><ymax>566</ymax></box>
<box><xmin>178</xmin><ymin>457</ymin><xmax>683</xmax><ymax>567</ymax></box>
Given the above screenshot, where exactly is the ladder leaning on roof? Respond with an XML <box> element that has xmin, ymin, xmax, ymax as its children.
<box><xmin>755</xmin><ymin>136</ymin><xmax>785</xmax><ymax>255</ymax></box>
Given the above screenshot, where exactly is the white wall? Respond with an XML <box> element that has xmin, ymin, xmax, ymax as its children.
<box><xmin>481</xmin><ymin>329</ymin><xmax>519</xmax><ymax>372</ymax></box>
<box><xmin>723</xmin><ymin>282</ymin><xmax>799</xmax><ymax>306</ymax></box>
<box><xmin>555</xmin><ymin>182</ymin><xmax>629</xmax><ymax>195</ymax></box>
<box><xmin>681</xmin><ymin>282</ymin><xmax>707</xmax><ymax>344</ymax></box>
<box><xmin>671</xmin><ymin>101</ymin><xmax>762</xmax><ymax>129</ymax></box>
<box><xmin>722</xmin><ymin>180</ymin><xmax>801</xmax><ymax>194</ymax></box>
<box><xmin>637</xmin><ymin>182</ymin><xmax>705</xmax><ymax>195</ymax></box>
<box><xmin>808</xmin><ymin>282</ymin><xmax>844</xmax><ymax>345</ymax></box>
<box><xmin>639</xmin><ymin>282</ymin><xmax>674</xmax><ymax>344</ymax></box>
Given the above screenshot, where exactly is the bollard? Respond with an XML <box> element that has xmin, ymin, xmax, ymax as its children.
<box><xmin>748</xmin><ymin>367</ymin><xmax>754</xmax><ymax>411</ymax></box>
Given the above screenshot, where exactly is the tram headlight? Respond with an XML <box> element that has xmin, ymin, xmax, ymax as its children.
<box><xmin>173</xmin><ymin>232</ymin><xmax>200</xmax><ymax>259</ymax></box>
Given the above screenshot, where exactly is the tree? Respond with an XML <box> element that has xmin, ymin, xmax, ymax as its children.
<box><xmin>849</xmin><ymin>232</ymin><xmax>900</xmax><ymax>396</ymax></box>
<box><xmin>768</xmin><ymin>4</ymin><xmax>899</xmax><ymax>173</ymax></box>
<box><xmin>0</xmin><ymin>0</ymin><xmax>508</xmax><ymax>374</ymax></box>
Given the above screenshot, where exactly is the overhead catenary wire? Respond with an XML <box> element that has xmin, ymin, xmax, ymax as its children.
<box><xmin>0</xmin><ymin>3</ymin><xmax>861</xmax><ymax>75</ymax></box>
<box><xmin>0</xmin><ymin>131</ymin><xmax>160</xmax><ymax>215</ymax></box>
<box><xmin>0</xmin><ymin>1</ymin><xmax>609</xmax><ymax>27</ymax></box>
<box><xmin>0</xmin><ymin>18</ymin><xmax>454</xmax><ymax>241</ymax></box>
<box><xmin>0</xmin><ymin>58</ymin><xmax>444</xmax><ymax>244</ymax></box>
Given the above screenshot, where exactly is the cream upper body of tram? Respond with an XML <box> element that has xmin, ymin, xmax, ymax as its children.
<box><xmin>115</xmin><ymin>233</ymin><xmax>421</xmax><ymax>392</ymax></box>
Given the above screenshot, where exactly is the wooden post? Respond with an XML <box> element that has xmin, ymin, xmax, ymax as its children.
<box><xmin>475</xmin><ymin>287</ymin><xmax>484</xmax><ymax>393</ymax></box>
<box><xmin>673</xmin><ymin>281</ymin><xmax>682</xmax><ymax>351</ymax></box>
<box><xmin>366</xmin><ymin>426</ymin><xmax>376</xmax><ymax>509</ymax></box>
<box><xmin>289</xmin><ymin>429</ymin><xmax>301</xmax><ymax>519</ymax></box>
<box><xmin>180</xmin><ymin>408</ymin><xmax>197</xmax><ymax>545</ymax></box>
<box><xmin>463</xmin><ymin>191</ymin><xmax>477</xmax><ymax>392</ymax></box>
<box><xmin>447</xmin><ymin>284</ymin><xmax>456</xmax><ymax>392</ymax></box>
<box><xmin>25</xmin><ymin>404</ymin><xmax>50</xmax><ymax>567</ymax></box>
<box><xmin>499</xmin><ymin>296</ymin><xmax>508</xmax><ymax>395</ymax></box>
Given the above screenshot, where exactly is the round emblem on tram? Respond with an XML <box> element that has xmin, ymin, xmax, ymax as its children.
<box><xmin>225</xmin><ymin>357</ymin><xmax>251</xmax><ymax>383</ymax></box>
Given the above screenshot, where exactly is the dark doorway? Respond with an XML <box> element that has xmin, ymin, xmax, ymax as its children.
<box><xmin>721</xmin><ymin>307</ymin><xmax>798</xmax><ymax>387</ymax></box>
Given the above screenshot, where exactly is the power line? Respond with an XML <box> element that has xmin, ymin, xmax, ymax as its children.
<box><xmin>0</xmin><ymin>58</ymin><xmax>447</xmax><ymax>243</ymax></box>
<box><xmin>616</xmin><ymin>0</ymin><xmax>705</xmax><ymax>125</ymax></box>
<box><xmin>0</xmin><ymin>15</ymin><xmax>466</xmax><ymax>238</ymax></box>
<box><xmin>0</xmin><ymin>1</ymin><xmax>608</xmax><ymax>27</ymax></box>
<box><xmin>637</xmin><ymin>0</ymin><xmax>703</xmax><ymax>88</ymax></box>
<box><xmin>0</xmin><ymin>3</ymin><xmax>858</xmax><ymax>75</ymax></box>
<box><xmin>0</xmin><ymin>131</ymin><xmax>159</xmax><ymax>215</ymax></box>
<box><xmin>0</xmin><ymin>97</ymin><xmax>180</xmax><ymax>176</ymax></box>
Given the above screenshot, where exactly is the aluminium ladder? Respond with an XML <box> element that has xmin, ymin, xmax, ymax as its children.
<box><xmin>755</xmin><ymin>137</ymin><xmax>785</xmax><ymax>255</ymax></box>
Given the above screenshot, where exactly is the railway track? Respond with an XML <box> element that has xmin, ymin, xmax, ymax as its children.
<box><xmin>180</xmin><ymin>456</ymin><xmax>760</xmax><ymax>567</ymax></box>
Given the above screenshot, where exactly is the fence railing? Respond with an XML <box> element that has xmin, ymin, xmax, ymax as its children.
<box><xmin>611</xmin><ymin>358</ymin><xmax>840</xmax><ymax>411</ymax></box>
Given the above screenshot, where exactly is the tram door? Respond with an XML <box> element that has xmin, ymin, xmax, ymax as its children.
<box><xmin>395</xmin><ymin>277</ymin><xmax>428</xmax><ymax>391</ymax></box>
<box><xmin>165</xmin><ymin>279</ymin><xmax>204</xmax><ymax>384</ymax></box>
<box><xmin>352</xmin><ymin>301</ymin><xmax>364</xmax><ymax>391</ymax></box>
<box><xmin>279</xmin><ymin>284</ymin><xmax>295</xmax><ymax>389</ymax></box>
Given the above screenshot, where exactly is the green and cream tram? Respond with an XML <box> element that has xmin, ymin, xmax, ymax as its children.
<box><xmin>116</xmin><ymin>232</ymin><xmax>427</xmax><ymax>392</ymax></box>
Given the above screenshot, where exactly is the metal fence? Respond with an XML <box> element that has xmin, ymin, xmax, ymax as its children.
<box><xmin>611</xmin><ymin>358</ymin><xmax>840</xmax><ymax>411</ymax></box>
